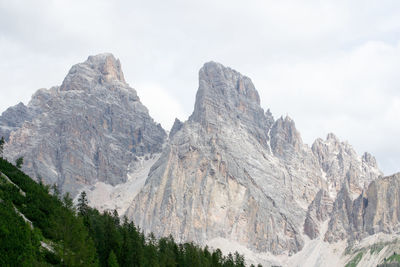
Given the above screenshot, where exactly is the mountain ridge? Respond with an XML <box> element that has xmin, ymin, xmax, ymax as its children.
<box><xmin>2</xmin><ymin>53</ymin><xmax>398</xmax><ymax>267</ymax></box>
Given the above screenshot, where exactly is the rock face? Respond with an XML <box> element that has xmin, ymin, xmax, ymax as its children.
<box><xmin>311</xmin><ymin>134</ymin><xmax>382</xmax><ymax>198</ymax></box>
<box><xmin>169</xmin><ymin>118</ymin><xmax>183</xmax><ymax>138</ymax></box>
<box><xmin>126</xmin><ymin>62</ymin><xmax>355</xmax><ymax>255</ymax></box>
<box><xmin>304</xmin><ymin>189</ymin><xmax>333</xmax><ymax>239</ymax></box>
<box><xmin>0</xmin><ymin>102</ymin><xmax>33</xmax><ymax>141</ymax></box>
<box><xmin>325</xmin><ymin>173</ymin><xmax>400</xmax><ymax>243</ymax></box>
<box><xmin>1</xmin><ymin>56</ymin><xmax>391</xmax><ymax>260</ymax></box>
<box><xmin>364</xmin><ymin>173</ymin><xmax>400</xmax><ymax>234</ymax></box>
<box><xmin>3</xmin><ymin>53</ymin><xmax>166</xmax><ymax>195</ymax></box>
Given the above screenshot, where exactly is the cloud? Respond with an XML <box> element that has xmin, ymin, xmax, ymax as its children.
<box><xmin>254</xmin><ymin>40</ymin><xmax>400</xmax><ymax>174</ymax></box>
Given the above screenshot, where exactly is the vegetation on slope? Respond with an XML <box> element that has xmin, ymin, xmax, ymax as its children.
<box><xmin>0</xmin><ymin>157</ymin><xmax>254</xmax><ymax>266</ymax></box>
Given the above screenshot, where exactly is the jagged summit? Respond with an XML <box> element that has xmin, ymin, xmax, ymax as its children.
<box><xmin>270</xmin><ymin>115</ymin><xmax>303</xmax><ymax>157</ymax></box>
<box><xmin>3</xmin><ymin>53</ymin><xmax>166</xmax><ymax>195</ymax></box>
<box><xmin>189</xmin><ymin>61</ymin><xmax>273</xmax><ymax>148</ymax></box>
<box><xmin>60</xmin><ymin>53</ymin><xmax>126</xmax><ymax>91</ymax></box>
<box><xmin>1</xmin><ymin>56</ymin><xmax>392</xmax><ymax>265</ymax></box>
<box><xmin>190</xmin><ymin>61</ymin><xmax>261</xmax><ymax>123</ymax></box>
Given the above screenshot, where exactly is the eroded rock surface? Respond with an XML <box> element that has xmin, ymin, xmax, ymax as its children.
<box><xmin>3</xmin><ymin>53</ymin><xmax>166</xmax><ymax>195</ymax></box>
<box><xmin>128</xmin><ymin>62</ymin><xmax>333</xmax><ymax>255</ymax></box>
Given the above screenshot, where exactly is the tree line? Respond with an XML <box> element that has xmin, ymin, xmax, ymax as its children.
<box><xmin>0</xmin><ymin>157</ymin><xmax>261</xmax><ymax>266</ymax></box>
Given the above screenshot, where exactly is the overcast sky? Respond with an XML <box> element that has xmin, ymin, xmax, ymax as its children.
<box><xmin>0</xmin><ymin>0</ymin><xmax>399</xmax><ymax>175</ymax></box>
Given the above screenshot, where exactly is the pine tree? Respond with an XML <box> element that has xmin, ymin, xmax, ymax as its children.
<box><xmin>0</xmin><ymin>137</ymin><xmax>4</xmax><ymax>158</ymax></box>
<box><xmin>77</xmin><ymin>191</ymin><xmax>89</xmax><ymax>217</ymax></box>
<box><xmin>234</xmin><ymin>251</ymin><xmax>245</xmax><ymax>267</ymax></box>
<box><xmin>108</xmin><ymin>250</ymin><xmax>119</xmax><ymax>267</ymax></box>
<box><xmin>15</xmin><ymin>157</ymin><xmax>23</xmax><ymax>169</ymax></box>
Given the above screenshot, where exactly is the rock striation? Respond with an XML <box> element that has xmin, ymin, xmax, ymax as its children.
<box><xmin>125</xmin><ymin>61</ymin><xmax>375</xmax><ymax>255</ymax></box>
<box><xmin>0</xmin><ymin>102</ymin><xmax>33</xmax><ymax>141</ymax></box>
<box><xmin>1</xmin><ymin>56</ymin><xmax>391</xmax><ymax>261</ymax></box>
<box><xmin>311</xmin><ymin>134</ymin><xmax>382</xmax><ymax>198</ymax></box>
<box><xmin>2</xmin><ymin>53</ymin><xmax>166</xmax><ymax>195</ymax></box>
<box><xmin>304</xmin><ymin>189</ymin><xmax>333</xmax><ymax>239</ymax></box>
<box><xmin>325</xmin><ymin>173</ymin><xmax>400</xmax><ymax>243</ymax></box>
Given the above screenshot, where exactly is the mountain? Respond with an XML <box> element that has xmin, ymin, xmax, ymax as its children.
<box><xmin>1</xmin><ymin>54</ymin><xmax>166</xmax><ymax>195</ymax></box>
<box><xmin>2</xmin><ymin>54</ymin><xmax>399</xmax><ymax>266</ymax></box>
<box><xmin>125</xmin><ymin>61</ymin><xmax>383</xmax><ymax>262</ymax></box>
<box><xmin>0</xmin><ymin>157</ymin><xmax>248</xmax><ymax>266</ymax></box>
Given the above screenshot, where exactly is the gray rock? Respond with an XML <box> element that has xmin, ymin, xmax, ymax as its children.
<box><xmin>324</xmin><ymin>181</ymin><xmax>355</xmax><ymax>242</ymax></box>
<box><xmin>312</xmin><ymin>133</ymin><xmax>382</xmax><ymax>198</ymax></box>
<box><xmin>127</xmin><ymin>62</ymin><xmax>329</xmax><ymax>255</ymax></box>
<box><xmin>169</xmin><ymin>118</ymin><xmax>183</xmax><ymax>138</ymax></box>
<box><xmin>304</xmin><ymin>189</ymin><xmax>333</xmax><ymax>239</ymax></box>
<box><xmin>0</xmin><ymin>102</ymin><xmax>33</xmax><ymax>141</ymax></box>
<box><xmin>1</xmin><ymin>56</ymin><xmax>387</xmax><ymax>258</ymax></box>
<box><xmin>325</xmin><ymin>173</ymin><xmax>400</xmax><ymax>243</ymax></box>
<box><xmin>4</xmin><ymin>53</ymin><xmax>166</xmax><ymax>195</ymax></box>
<box><xmin>364</xmin><ymin>173</ymin><xmax>400</xmax><ymax>235</ymax></box>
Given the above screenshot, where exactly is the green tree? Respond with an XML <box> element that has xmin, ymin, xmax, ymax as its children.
<box><xmin>234</xmin><ymin>251</ymin><xmax>245</xmax><ymax>267</ymax></box>
<box><xmin>108</xmin><ymin>250</ymin><xmax>119</xmax><ymax>267</ymax></box>
<box><xmin>54</xmin><ymin>193</ymin><xmax>97</xmax><ymax>266</ymax></box>
<box><xmin>0</xmin><ymin>137</ymin><xmax>4</xmax><ymax>157</ymax></box>
<box><xmin>15</xmin><ymin>157</ymin><xmax>24</xmax><ymax>168</ymax></box>
<box><xmin>77</xmin><ymin>191</ymin><xmax>89</xmax><ymax>217</ymax></box>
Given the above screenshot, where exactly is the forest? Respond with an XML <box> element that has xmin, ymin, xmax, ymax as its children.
<box><xmin>0</xmin><ymin>157</ymin><xmax>260</xmax><ymax>266</ymax></box>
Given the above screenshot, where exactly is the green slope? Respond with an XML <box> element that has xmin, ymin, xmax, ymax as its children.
<box><xmin>0</xmin><ymin>157</ymin><xmax>253</xmax><ymax>267</ymax></box>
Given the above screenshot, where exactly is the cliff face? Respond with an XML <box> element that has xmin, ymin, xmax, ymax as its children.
<box><xmin>2</xmin><ymin>56</ymin><xmax>394</xmax><ymax>261</ymax></box>
<box><xmin>325</xmin><ymin>173</ymin><xmax>400</xmax><ymax>243</ymax></box>
<box><xmin>311</xmin><ymin>134</ymin><xmax>382</xmax><ymax>198</ymax></box>
<box><xmin>2</xmin><ymin>54</ymin><xmax>166</xmax><ymax>195</ymax></box>
<box><xmin>125</xmin><ymin>61</ymin><xmax>381</xmax><ymax>255</ymax></box>
<box><xmin>0</xmin><ymin>102</ymin><xmax>33</xmax><ymax>141</ymax></box>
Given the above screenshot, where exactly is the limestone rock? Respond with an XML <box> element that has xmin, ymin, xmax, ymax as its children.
<box><xmin>0</xmin><ymin>102</ymin><xmax>33</xmax><ymax>141</ymax></box>
<box><xmin>126</xmin><ymin>62</ymin><xmax>327</xmax><ymax>255</ymax></box>
<box><xmin>312</xmin><ymin>133</ymin><xmax>382</xmax><ymax>198</ymax></box>
<box><xmin>325</xmin><ymin>173</ymin><xmax>400</xmax><ymax>243</ymax></box>
<box><xmin>4</xmin><ymin>53</ymin><xmax>166</xmax><ymax>195</ymax></box>
<box><xmin>270</xmin><ymin>116</ymin><xmax>302</xmax><ymax>157</ymax></box>
<box><xmin>1</xmin><ymin>56</ymin><xmax>388</xmax><ymax>259</ymax></box>
<box><xmin>324</xmin><ymin>181</ymin><xmax>354</xmax><ymax>242</ymax></box>
<box><xmin>364</xmin><ymin>173</ymin><xmax>400</xmax><ymax>235</ymax></box>
<box><xmin>304</xmin><ymin>189</ymin><xmax>333</xmax><ymax>239</ymax></box>
<box><xmin>169</xmin><ymin>118</ymin><xmax>183</xmax><ymax>138</ymax></box>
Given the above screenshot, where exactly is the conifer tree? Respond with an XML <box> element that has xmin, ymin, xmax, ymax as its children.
<box><xmin>15</xmin><ymin>157</ymin><xmax>23</xmax><ymax>169</ymax></box>
<box><xmin>78</xmin><ymin>191</ymin><xmax>89</xmax><ymax>216</ymax></box>
<box><xmin>108</xmin><ymin>250</ymin><xmax>119</xmax><ymax>267</ymax></box>
<box><xmin>0</xmin><ymin>137</ymin><xmax>4</xmax><ymax>157</ymax></box>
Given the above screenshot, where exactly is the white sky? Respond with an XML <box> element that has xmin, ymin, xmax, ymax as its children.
<box><xmin>0</xmin><ymin>0</ymin><xmax>399</xmax><ymax>175</ymax></box>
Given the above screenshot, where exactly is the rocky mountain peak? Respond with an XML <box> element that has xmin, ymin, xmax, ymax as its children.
<box><xmin>60</xmin><ymin>53</ymin><xmax>126</xmax><ymax>91</ymax></box>
<box><xmin>270</xmin><ymin>115</ymin><xmax>303</xmax><ymax>157</ymax></box>
<box><xmin>188</xmin><ymin>61</ymin><xmax>273</xmax><ymax>149</ymax></box>
<box><xmin>200</xmin><ymin>61</ymin><xmax>260</xmax><ymax>104</ymax></box>
<box><xmin>0</xmin><ymin>102</ymin><xmax>32</xmax><ymax>141</ymax></box>
<box><xmin>3</xmin><ymin>53</ymin><xmax>166</xmax><ymax>195</ymax></box>
<box><xmin>362</xmin><ymin>152</ymin><xmax>378</xmax><ymax>168</ymax></box>
<box><xmin>312</xmin><ymin>132</ymin><xmax>382</xmax><ymax>197</ymax></box>
<box><xmin>169</xmin><ymin>118</ymin><xmax>183</xmax><ymax>138</ymax></box>
<box><xmin>326</xmin><ymin>132</ymin><xmax>339</xmax><ymax>141</ymax></box>
<box><xmin>190</xmin><ymin>62</ymin><xmax>262</xmax><ymax>124</ymax></box>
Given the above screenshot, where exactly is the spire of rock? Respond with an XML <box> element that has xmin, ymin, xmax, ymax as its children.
<box><xmin>189</xmin><ymin>61</ymin><xmax>273</xmax><ymax>146</ymax></box>
<box><xmin>169</xmin><ymin>118</ymin><xmax>183</xmax><ymax>138</ymax></box>
<box><xmin>362</xmin><ymin>152</ymin><xmax>378</xmax><ymax>168</ymax></box>
<box><xmin>270</xmin><ymin>116</ymin><xmax>303</xmax><ymax>157</ymax></box>
<box><xmin>60</xmin><ymin>53</ymin><xmax>126</xmax><ymax>91</ymax></box>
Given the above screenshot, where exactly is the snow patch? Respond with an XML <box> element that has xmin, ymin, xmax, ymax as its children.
<box><xmin>207</xmin><ymin>220</ymin><xmax>348</xmax><ymax>267</ymax></box>
<box><xmin>76</xmin><ymin>154</ymin><xmax>160</xmax><ymax>215</ymax></box>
